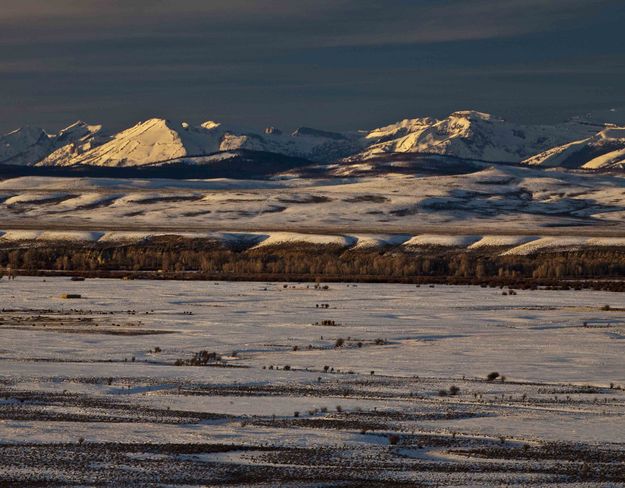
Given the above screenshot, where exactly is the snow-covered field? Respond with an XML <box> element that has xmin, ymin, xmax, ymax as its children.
<box><xmin>1</xmin><ymin>277</ymin><xmax>624</xmax><ymax>485</ymax></box>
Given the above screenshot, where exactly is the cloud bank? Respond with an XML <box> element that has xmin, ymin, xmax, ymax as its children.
<box><xmin>0</xmin><ymin>0</ymin><xmax>623</xmax><ymax>132</ymax></box>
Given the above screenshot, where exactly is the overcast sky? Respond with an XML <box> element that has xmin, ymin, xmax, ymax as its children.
<box><xmin>1</xmin><ymin>0</ymin><xmax>624</xmax><ymax>133</ymax></box>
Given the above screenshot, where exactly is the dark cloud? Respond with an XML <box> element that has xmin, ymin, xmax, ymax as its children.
<box><xmin>0</xmin><ymin>0</ymin><xmax>623</xmax><ymax>133</ymax></box>
<box><xmin>1</xmin><ymin>0</ymin><xmax>613</xmax><ymax>46</ymax></box>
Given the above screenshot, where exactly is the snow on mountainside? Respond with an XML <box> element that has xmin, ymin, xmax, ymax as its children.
<box><xmin>37</xmin><ymin>122</ymin><xmax>108</xmax><ymax>167</ymax></box>
<box><xmin>34</xmin><ymin>118</ymin><xmax>361</xmax><ymax>167</ymax></box>
<box><xmin>0</xmin><ymin>122</ymin><xmax>103</xmax><ymax>166</ymax></box>
<box><xmin>355</xmin><ymin>110</ymin><xmax>598</xmax><ymax>163</ymax></box>
<box><xmin>0</xmin><ymin>126</ymin><xmax>52</xmax><ymax>166</ymax></box>
<box><xmin>1</xmin><ymin>110</ymin><xmax>621</xmax><ymax>169</ymax></box>
<box><xmin>523</xmin><ymin>127</ymin><xmax>625</xmax><ymax>170</ymax></box>
<box><xmin>183</xmin><ymin>124</ymin><xmax>361</xmax><ymax>164</ymax></box>
<box><xmin>41</xmin><ymin>119</ymin><xmax>224</xmax><ymax>167</ymax></box>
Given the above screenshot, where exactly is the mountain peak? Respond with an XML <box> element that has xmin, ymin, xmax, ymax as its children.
<box><xmin>5</xmin><ymin>109</ymin><xmax>623</xmax><ymax>170</ymax></box>
<box><xmin>0</xmin><ymin>126</ymin><xmax>52</xmax><ymax>166</ymax></box>
<box><xmin>56</xmin><ymin>120</ymin><xmax>103</xmax><ymax>141</ymax></box>
<box><xmin>59</xmin><ymin>120</ymin><xmax>89</xmax><ymax>131</ymax></box>
<box><xmin>136</xmin><ymin>117</ymin><xmax>172</xmax><ymax>128</ymax></box>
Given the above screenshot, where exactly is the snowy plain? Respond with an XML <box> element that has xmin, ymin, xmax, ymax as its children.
<box><xmin>0</xmin><ymin>152</ymin><xmax>624</xmax><ymax>484</ymax></box>
<box><xmin>1</xmin><ymin>277</ymin><xmax>624</xmax><ymax>485</ymax></box>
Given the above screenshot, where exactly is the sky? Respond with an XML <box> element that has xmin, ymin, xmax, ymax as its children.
<box><xmin>0</xmin><ymin>0</ymin><xmax>624</xmax><ymax>134</ymax></box>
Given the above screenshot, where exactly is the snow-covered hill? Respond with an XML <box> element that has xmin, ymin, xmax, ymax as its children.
<box><xmin>354</xmin><ymin>110</ymin><xmax>598</xmax><ymax>163</ymax></box>
<box><xmin>1</xmin><ymin>110</ymin><xmax>622</xmax><ymax>170</ymax></box>
<box><xmin>1</xmin><ymin>164</ymin><xmax>624</xmax><ymax>234</ymax></box>
<box><xmin>523</xmin><ymin>127</ymin><xmax>625</xmax><ymax>170</ymax></box>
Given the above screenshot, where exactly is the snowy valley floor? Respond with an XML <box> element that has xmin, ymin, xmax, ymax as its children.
<box><xmin>0</xmin><ymin>278</ymin><xmax>624</xmax><ymax>485</ymax></box>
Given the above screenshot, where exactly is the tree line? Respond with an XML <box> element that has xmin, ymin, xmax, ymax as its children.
<box><xmin>1</xmin><ymin>239</ymin><xmax>624</xmax><ymax>285</ymax></box>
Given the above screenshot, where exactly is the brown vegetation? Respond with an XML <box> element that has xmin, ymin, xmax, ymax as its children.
<box><xmin>1</xmin><ymin>238</ymin><xmax>624</xmax><ymax>288</ymax></box>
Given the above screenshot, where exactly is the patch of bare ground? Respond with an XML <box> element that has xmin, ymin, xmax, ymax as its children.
<box><xmin>0</xmin><ymin>309</ymin><xmax>174</xmax><ymax>335</ymax></box>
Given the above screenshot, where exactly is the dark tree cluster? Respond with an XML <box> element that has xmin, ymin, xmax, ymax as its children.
<box><xmin>1</xmin><ymin>239</ymin><xmax>624</xmax><ymax>289</ymax></box>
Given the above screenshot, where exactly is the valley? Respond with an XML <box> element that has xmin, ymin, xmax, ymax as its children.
<box><xmin>1</xmin><ymin>278</ymin><xmax>624</xmax><ymax>485</ymax></box>
<box><xmin>4</xmin><ymin>2</ymin><xmax>624</xmax><ymax>486</ymax></box>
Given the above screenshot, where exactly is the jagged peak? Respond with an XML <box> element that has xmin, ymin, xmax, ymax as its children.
<box><xmin>56</xmin><ymin>120</ymin><xmax>102</xmax><ymax>137</ymax></box>
<box><xmin>3</xmin><ymin>110</ymin><xmax>617</xmax><ymax>169</ymax></box>
<box><xmin>59</xmin><ymin>120</ymin><xmax>89</xmax><ymax>130</ymax></box>
<box><xmin>137</xmin><ymin>117</ymin><xmax>171</xmax><ymax>127</ymax></box>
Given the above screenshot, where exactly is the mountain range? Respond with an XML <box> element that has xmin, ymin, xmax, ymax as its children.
<box><xmin>2</xmin><ymin>110</ymin><xmax>624</xmax><ymax>171</ymax></box>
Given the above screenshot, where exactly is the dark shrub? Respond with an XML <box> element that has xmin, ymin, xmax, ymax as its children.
<box><xmin>388</xmin><ymin>434</ymin><xmax>400</xmax><ymax>445</ymax></box>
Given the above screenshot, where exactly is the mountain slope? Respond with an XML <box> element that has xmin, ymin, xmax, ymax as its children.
<box><xmin>241</xmin><ymin>126</ymin><xmax>363</xmax><ymax>162</ymax></box>
<box><xmin>37</xmin><ymin>122</ymin><xmax>107</xmax><ymax>167</ymax></box>
<box><xmin>0</xmin><ymin>122</ymin><xmax>104</xmax><ymax>166</ymax></box>
<box><xmin>0</xmin><ymin>127</ymin><xmax>53</xmax><ymax>166</ymax></box>
<box><xmin>524</xmin><ymin>127</ymin><xmax>625</xmax><ymax>170</ymax></box>
<box><xmin>1</xmin><ymin>110</ymin><xmax>621</xmax><ymax>170</ymax></box>
<box><xmin>35</xmin><ymin>118</ymin><xmax>362</xmax><ymax>167</ymax></box>
<box><xmin>355</xmin><ymin>111</ymin><xmax>598</xmax><ymax>163</ymax></box>
<box><xmin>41</xmin><ymin>119</ymin><xmax>225</xmax><ymax>167</ymax></box>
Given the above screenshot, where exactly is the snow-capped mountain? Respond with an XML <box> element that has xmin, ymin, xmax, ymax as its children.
<box><xmin>33</xmin><ymin>118</ymin><xmax>361</xmax><ymax>167</ymax></box>
<box><xmin>37</xmin><ymin>122</ymin><xmax>108</xmax><ymax>167</ymax></box>
<box><xmin>0</xmin><ymin>126</ymin><xmax>52</xmax><ymax>166</ymax></box>
<box><xmin>0</xmin><ymin>122</ymin><xmax>103</xmax><ymax>166</ymax></box>
<box><xmin>39</xmin><ymin>119</ymin><xmax>225</xmax><ymax>167</ymax></box>
<box><xmin>232</xmin><ymin>126</ymin><xmax>363</xmax><ymax>162</ymax></box>
<box><xmin>523</xmin><ymin>127</ymin><xmax>625</xmax><ymax>170</ymax></box>
<box><xmin>354</xmin><ymin>110</ymin><xmax>598</xmax><ymax>163</ymax></box>
<box><xmin>1</xmin><ymin>110</ymin><xmax>622</xmax><ymax>171</ymax></box>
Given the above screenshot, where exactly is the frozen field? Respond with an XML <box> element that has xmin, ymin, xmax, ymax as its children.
<box><xmin>1</xmin><ymin>277</ymin><xmax>624</xmax><ymax>485</ymax></box>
